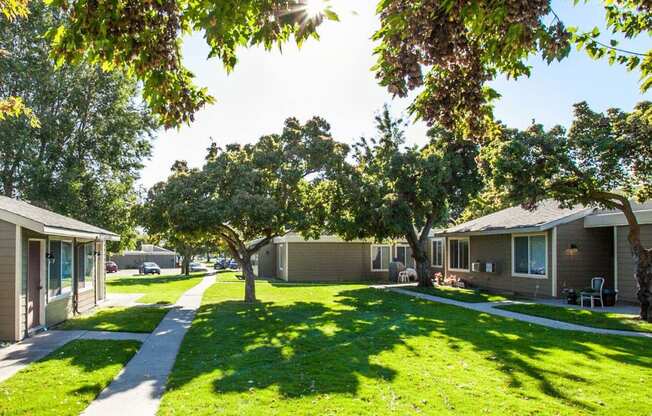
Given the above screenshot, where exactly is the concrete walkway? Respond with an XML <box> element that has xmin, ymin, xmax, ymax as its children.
<box><xmin>0</xmin><ymin>330</ymin><xmax>148</xmax><ymax>383</ymax></box>
<box><xmin>82</xmin><ymin>273</ymin><xmax>216</xmax><ymax>416</ymax></box>
<box><xmin>387</xmin><ymin>287</ymin><xmax>652</xmax><ymax>339</ymax></box>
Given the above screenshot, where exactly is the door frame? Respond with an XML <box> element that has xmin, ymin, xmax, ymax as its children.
<box><xmin>27</xmin><ymin>238</ymin><xmax>47</xmax><ymax>330</ymax></box>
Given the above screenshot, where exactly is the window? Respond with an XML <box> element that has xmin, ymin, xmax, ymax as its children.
<box><xmin>394</xmin><ymin>245</ymin><xmax>415</xmax><ymax>268</ymax></box>
<box><xmin>449</xmin><ymin>238</ymin><xmax>469</xmax><ymax>271</ymax></box>
<box><xmin>512</xmin><ymin>234</ymin><xmax>547</xmax><ymax>278</ymax></box>
<box><xmin>432</xmin><ymin>239</ymin><xmax>444</xmax><ymax>267</ymax></box>
<box><xmin>78</xmin><ymin>243</ymin><xmax>95</xmax><ymax>290</ymax></box>
<box><xmin>48</xmin><ymin>241</ymin><xmax>62</xmax><ymax>297</ymax></box>
<box><xmin>371</xmin><ymin>245</ymin><xmax>390</xmax><ymax>271</ymax></box>
<box><xmin>277</xmin><ymin>244</ymin><xmax>285</xmax><ymax>271</ymax></box>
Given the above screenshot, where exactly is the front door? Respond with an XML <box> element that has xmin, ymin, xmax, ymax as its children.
<box><xmin>27</xmin><ymin>241</ymin><xmax>41</xmax><ymax>329</ymax></box>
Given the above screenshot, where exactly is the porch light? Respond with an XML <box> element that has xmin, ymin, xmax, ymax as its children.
<box><xmin>565</xmin><ymin>243</ymin><xmax>579</xmax><ymax>256</ymax></box>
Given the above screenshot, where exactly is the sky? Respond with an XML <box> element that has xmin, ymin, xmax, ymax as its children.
<box><xmin>139</xmin><ymin>0</ymin><xmax>651</xmax><ymax>189</ymax></box>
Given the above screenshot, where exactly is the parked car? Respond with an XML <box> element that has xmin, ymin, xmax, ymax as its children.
<box><xmin>214</xmin><ymin>258</ymin><xmax>238</xmax><ymax>270</ymax></box>
<box><xmin>139</xmin><ymin>262</ymin><xmax>161</xmax><ymax>275</ymax></box>
<box><xmin>189</xmin><ymin>262</ymin><xmax>208</xmax><ymax>272</ymax></box>
<box><xmin>105</xmin><ymin>261</ymin><xmax>118</xmax><ymax>273</ymax></box>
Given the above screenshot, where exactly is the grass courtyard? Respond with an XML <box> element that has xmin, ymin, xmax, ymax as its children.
<box><xmin>107</xmin><ymin>272</ymin><xmax>207</xmax><ymax>305</ymax></box>
<box><xmin>158</xmin><ymin>281</ymin><xmax>652</xmax><ymax>415</ymax></box>
<box><xmin>0</xmin><ymin>340</ymin><xmax>140</xmax><ymax>416</ymax></box>
<box><xmin>496</xmin><ymin>303</ymin><xmax>652</xmax><ymax>334</ymax></box>
<box><xmin>404</xmin><ymin>285</ymin><xmax>511</xmax><ymax>303</ymax></box>
<box><xmin>57</xmin><ymin>306</ymin><xmax>170</xmax><ymax>333</ymax></box>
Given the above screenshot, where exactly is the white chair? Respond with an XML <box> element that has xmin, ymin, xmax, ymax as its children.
<box><xmin>580</xmin><ymin>277</ymin><xmax>605</xmax><ymax>308</ymax></box>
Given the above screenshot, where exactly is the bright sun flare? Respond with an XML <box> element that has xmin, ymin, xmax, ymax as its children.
<box><xmin>304</xmin><ymin>0</ymin><xmax>326</xmax><ymax>17</ymax></box>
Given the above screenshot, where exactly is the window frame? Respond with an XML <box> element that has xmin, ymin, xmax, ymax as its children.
<box><xmin>511</xmin><ymin>233</ymin><xmax>548</xmax><ymax>279</ymax></box>
<box><xmin>394</xmin><ymin>244</ymin><xmax>415</xmax><ymax>269</ymax></box>
<box><xmin>48</xmin><ymin>238</ymin><xmax>74</xmax><ymax>302</ymax></box>
<box><xmin>277</xmin><ymin>243</ymin><xmax>285</xmax><ymax>271</ymax></box>
<box><xmin>431</xmin><ymin>238</ymin><xmax>444</xmax><ymax>267</ymax></box>
<box><xmin>448</xmin><ymin>237</ymin><xmax>470</xmax><ymax>272</ymax></box>
<box><xmin>78</xmin><ymin>242</ymin><xmax>95</xmax><ymax>292</ymax></box>
<box><xmin>370</xmin><ymin>244</ymin><xmax>391</xmax><ymax>272</ymax></box>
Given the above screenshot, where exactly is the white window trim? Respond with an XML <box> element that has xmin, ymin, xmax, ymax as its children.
<box><xmin>431</xmin><ymin>238</ymin><xmax>444</xmax><ymax>267</ymax></box>
<box><xmin>277</xmin><ymin>244</ymin><xmax>284</xmax><ymax>271</ymax></box>
<box><xmin>394</xmin><ymin>244</ymin><xmax>415</xmax><ymax>268</ymax></box>
<box><xmin>48</xmin><ymin>239</ymin><xmax>74</xmax><ymax>300</ymax></box>
<box><xmin>448</xmin><ymin>237</ymin><xmax>470</xmax><ymax>272</ymax></box>
<box><xmin>370</xmin><ymin>244</ymin><xmax>391</xmax><ymax>272</ymax></box>
<box><xmin>511</xmin><ymin>232</ymin><xmax>548</xmax><ymax>279</ymax></box>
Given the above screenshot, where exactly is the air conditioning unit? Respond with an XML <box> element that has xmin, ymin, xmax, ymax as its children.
<box><xmin>485</xmin><ymin>262</ymin><xmax>496</xmax><ymax>273</ymax></box>
<box><xmin>471</xmin><ymin>262</ymin><xmax>481</xmax><ymax>272</ymax></box>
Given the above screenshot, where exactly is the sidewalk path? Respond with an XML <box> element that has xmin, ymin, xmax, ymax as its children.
<box><xmin>0</xmin><ymin>330</ymin><xmax>148</xmax><ymax>383</ymax></box>
<box><xmin>82</xmin><ymin>273</ymin><xmax>216</xmax><ymax>416</ymax></box>
<box><xmin>387</xmin><ymin>287</ymin><xmax>652</xmax><ymax>339</ymax></box>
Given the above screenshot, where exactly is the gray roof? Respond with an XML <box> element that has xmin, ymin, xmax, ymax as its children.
<box><xmin>0</xmin><ymin>196</ymin><xmax>118</xmax><ymax>239</ymax></box>
<box><xmin>442</xmin><ymin>200</ymin><xmax>592</xmax><ymax>235</ymax></box>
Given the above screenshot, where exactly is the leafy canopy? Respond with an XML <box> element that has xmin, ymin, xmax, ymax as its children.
<box><xmin>373</xmin><ymin>0</ymin><xmax>652</xmax><ymax>137</ymax></box>
<box><xmin>481</xmin><ymin>100</ymin><xmax>652</xmax><ymax>210</ymax></box>
<box><xmin>1</xmin><ymin>2</ymin><xmax>157</xmax><ymax>250</ymax></box>
<box><xmin>45</xmin><ymin>0</ymin><xmax>336</xmax><ymax>128</ymax></box>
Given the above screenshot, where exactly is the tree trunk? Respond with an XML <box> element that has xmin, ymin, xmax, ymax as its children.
<box><xmin>616</xmin><ymin>197</ymin><xmax>652</xmax><ymax>322</ymax></box>
<box><xmin>181</xmin><ymin>253</ymin><xmax>191</xmax><ymax>276</ymax></box>
<box><xmin>632</xmin><ymin>241</ymin><xmax>652</xmax><ymax>322</ymax></box>
<box><xmin>408</xmin><ymin>239</ymin><xmax>432</xmax><ymax>287</ymax></box>
<box><xmin>415</xmin><ymin>256</ymin><xmax>433</xmax><ymax>287</ymax></box>
<box><xmin>241</xmin><ymin>255</ymin><xmax>257</xmax><ymax>303</ymax></box>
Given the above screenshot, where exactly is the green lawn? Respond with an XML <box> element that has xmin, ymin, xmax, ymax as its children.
<box><xmin>57</xmin><ymin>306</ymin><xmax>169</xmax><ymax>333</ymax></box>
<box><xmin>0</xmin><ymin>339</ymin><xmax>140</xmax><ymax>416</ymax></box>
<box><xmin>404</xmin><ymin>285</ymin><xmax>510</xmax><ymax>303</ymax></box>
<box><xmin>495</xmin><ymin>303</ymin><xmax>652</xmax><ymax>334</ymax></box>
<box><xmin>159</xmin><ymin>282</ymin><xmax>652</xmax><ymax>415</ymax></box>
<box><xmin>107</xmin><ymin>272</ymin><xmax>206</xmax><ymax>304</ymax></box>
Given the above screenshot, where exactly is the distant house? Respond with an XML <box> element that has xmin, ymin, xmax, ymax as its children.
<box><xmin>431</xmin><ymin>199</ymin><xmax>652</xmax><ymax>303</ymax></box>
<box><xmin>110</xmin><ymin>244</ymin><xmax>177</xmax><ymax>269</ymax></box>
<box><xmin>255</xmin><ymin>234</ymin><xmax>427</xmax><ymax>283</ymax></box>
<box><xmin>254</xmin><ymin>199</ymin><xmax>651</xmax><ymax>303</ymax></box>
<box><xmin>0</xmin><ymin>196</ymin><xmax>119</xmax><ymax>342</ymax></box>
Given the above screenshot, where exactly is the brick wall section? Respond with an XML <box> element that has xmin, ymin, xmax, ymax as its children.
<box><xmin>556</xmin><ymin>219</ymin><xmax>613</xmax><ymax>295</ymax></box>
<box><xmin>617</xmin><ymin>224</ymin><xmax>652</xmax><ymax>303</ymax></box>
<box><xmin>0</xmin><ymin>220</ymin><xmax>17</xmax><ymax>341</ymax></box>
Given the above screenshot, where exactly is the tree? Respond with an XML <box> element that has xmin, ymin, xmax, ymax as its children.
<box><xmin>44</xmin><ymin>0</ymin><xmax>337</xmax><ymax>128</ymax></box>
<box><xmin>481</xmin><ymin>101</ymin><xmax>652</xmax><ymax>321</ymax></box>
<box><xmin>0</xmin><ymin>2</ymin><xmax>157</xmax><ymax>251</ymax></box>
<box><xmin>456</xmin><ymin>182</ymin><xmax>511</xmax><ymax>224</ymax></box>
<box><xmin>140</xmin><ymin>162</ymin><xmax>215</xmax><ymax>275</ymax></box>
<box><xmin>148</xmin><ymin>117</ymin><xmax>346</xmax><ymax>301</ymax></box>
<box><xmin>373</xmin><ymin>1</ymin><xmax>652</xmax><ymax>137</ymax></box>
<box><xmin>324</xmin><ymin>106</ymin><xmax>481</xmax><ymax>286</ymax></box>
<box><xmin>0</xmin><ymin>0</ymin><xmax>38</xmax><ymax>126</ymax></box>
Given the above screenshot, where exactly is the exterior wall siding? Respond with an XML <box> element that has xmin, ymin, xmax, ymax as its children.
<box><xmin>45</xmin><ymin>295</ymin><xmax>72</xmax><ymax>327</ymax></box>
<box><xmin>0</xmin><ymin>220</ymin><xmax>18</xmax><ymax>341</ymax></box>
<box><xmin>616</xmin><ymin>224</ymin><xmax>652</xmax><ymax>303</ymax></box>
<box><xmin>439</xmin><ymin>231</ymin><xmax>554</xmax><ymax>297</ymax></box>
<box><xmin>285</xmin><ymin>242</ymin><xmax>389</xmax><ymax>282</ymax></box>
<box><xmin>556</xmin><ymin>219</ymin><xmax>613</xmax><ymax>296</ymax></box>
<box><xmin>256</xmin><ymin>242</ymin><xmax>276</xmax><ymax>279</ymax></box>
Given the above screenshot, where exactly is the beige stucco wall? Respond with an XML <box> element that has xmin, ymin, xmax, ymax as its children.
<box><xmin>616</xmin><ymin>224</ymin><xmax>652</xmax><ymax>303</ymax></box>
<box><xmin>0</xmin><ymin>220</ymin><xmax>18</xmax><ymax>341</ymax></box>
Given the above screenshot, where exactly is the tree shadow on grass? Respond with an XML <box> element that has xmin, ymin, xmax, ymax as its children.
<box><xmin>165</xmin><ymin>287</ymin><xmax>652</xmax><ymax>411</ymax></box>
